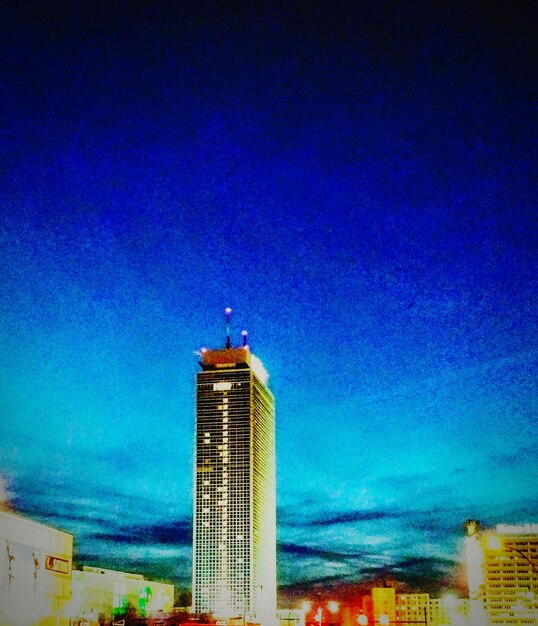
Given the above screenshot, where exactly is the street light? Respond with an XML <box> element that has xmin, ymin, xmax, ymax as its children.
<box><xmin>357</xmin><ymin>613</ymin><xmax>368</xmax><ymax>625</ymax></box>
<box><xmin>378</xmin><ymin>615</ymin><xmax>389</xmax><ymax>626</ymax></box>
<box><xmin>327</xmin><ymin>602</ymin><xmax>339</xmax><ymax>614</ymax></box>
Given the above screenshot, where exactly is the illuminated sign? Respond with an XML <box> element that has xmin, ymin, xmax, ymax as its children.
<box><xmin>45</xmin><ymin>555</ymin><xmax>70</xmax><ymax>574</ymax></box>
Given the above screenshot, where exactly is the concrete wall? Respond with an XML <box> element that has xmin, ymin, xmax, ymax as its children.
<box><xmin>0</xmin><ymin>511</ymin><xmax>73</xmax><ymax>626</ymax></box>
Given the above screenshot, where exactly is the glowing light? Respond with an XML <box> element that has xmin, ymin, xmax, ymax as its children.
<box><xmin>301</xmin><ymin>601</ymin><xmax>312</xmax><ymax>613</ymax></box>
<box><xmin>213</xmin><ymin>382</ymin><xmax>232</xmax><ymax>391</ymax></box>
<box><xmin>327</xmin><ymin>601</ymin><xmax>339</xmax><ymax>614</ymax></box>
<box><xmin>225</xmin><ymin>307</ymin><xmax>232</xmax><ymax>314</ymax></box>
<box><xmin>379</xmin><ymin>615</ymin><xmax>389</xmax><ymax>626</ymax></box>
<box><xmin>357</xmin><ymin>615</ymin><xmax>368</xmax><ymax>626</ymax></box>
<box><xmin>442</xmin><ymin>593</ymin><xmax>458</xmax><ymax>609</ymax></box>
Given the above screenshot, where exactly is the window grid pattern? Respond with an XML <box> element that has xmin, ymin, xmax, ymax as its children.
<box><xmin>483</xmin><ymin>538</ymin><xmax>538</xmax><ymax>626</ymax></box>
<box><xmin>192</xmin><ymin>362</ymin><xmax>276</xmax><ymax>625</ymax></box>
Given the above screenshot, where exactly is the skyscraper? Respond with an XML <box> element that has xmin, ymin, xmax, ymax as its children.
<box><xmin>192</xmin><ymin>312</ymin><xmax>276</xmax><ymax>626</ymax></box>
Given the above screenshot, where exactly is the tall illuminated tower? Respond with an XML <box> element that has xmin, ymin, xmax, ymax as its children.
<box><xmin>192</xmin><ymin>310</ymin><xmax>276</xmax><ymax>626</ymax></box>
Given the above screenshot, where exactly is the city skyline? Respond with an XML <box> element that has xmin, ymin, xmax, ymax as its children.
<box><xmin>1</xmin><ymin>0</ymin><xmax>537</xmax><ymax>602</ymax></box>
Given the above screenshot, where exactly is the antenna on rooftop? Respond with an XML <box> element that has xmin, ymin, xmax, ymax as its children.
<box><xmin>225</xmin><ymin>307</ymin><xmax>232</xmax><ymax>349</ymax></box>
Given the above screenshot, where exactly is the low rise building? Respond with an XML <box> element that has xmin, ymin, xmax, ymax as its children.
<box><xmin>428</xmin><ymin>596</ymin><xmax>469</xmax><ymax>626</ymax></box>
<box><xmin>371</xmin><ymin>587</ymin><xmax>395</xmax><ymax>624</ymax></box>
<box><xmin>396</xmin><ymin>593</ymin><xmax>429</xmax><ymax>624</ymax></box>
<box><xmin>277</xmin><ymin>609</ymin><xmax>305</xmax><ymax>626</ymax></box>
<box><xmin>68</xmin><ymin>566</ymin><xmax>174</xmax><ymax>623</ymax></box>
<box><xmin>0</xmin><ymin>510</ymin><xmax>73</xmax><ymax>626</ymax></box>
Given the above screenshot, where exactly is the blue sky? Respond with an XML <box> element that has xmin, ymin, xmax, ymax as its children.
<box><xmin>0</xmin><ymin>1</ymin><xmax>537</xmax><ymax>601</ymax></box>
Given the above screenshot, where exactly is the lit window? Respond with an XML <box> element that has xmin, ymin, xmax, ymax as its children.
<box><xmin>223</xmin><ymin>411</ymin><xmax>228</xmax><ymax>416</ymax></box>
<box><xmin>213</xmin><ymin>382</ymin><xmax>232</xmax><ymax>391</ymax></box>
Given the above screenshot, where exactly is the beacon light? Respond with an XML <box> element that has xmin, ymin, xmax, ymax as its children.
<box><xmin>487</xmin><ymin>534</ymin><xmax>501</xmax><ymax>550</ymax></box>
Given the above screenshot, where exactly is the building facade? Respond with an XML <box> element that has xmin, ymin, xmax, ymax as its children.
<box><xmin>464</xmin><ymin>520</ymin><xmax>538</xmax><ymax>626</ymax></box>
<box><xmin>277</xmin><ymin>608</ymin><xmax>306</xmax><ymax>626</ymax></box>
<box><xmin>0</xmin><ymin>510</ymin><xmax>73</xmax><ymax>626</ymax></box>
<box><xmin>371</xmin><ymin>587</ymin><xmax>396</xmax><ymax>624</ymax></box>
<box><xmin>68</xmin><ymin>566</ymin><xmax>174</xmax><ymax>623</ymax></box>
<box><xmin>396</xmin><ymin>593</ymin><xmax>429</xmax><ymax>624</ymax></box>
<box><xmin>192</xmin><ymin>337</ymin><xmax>276</xmax><ymax>626</ymax></box>
<box><xmin>428</xmin><ymin>597</ymin><xmax>469</xmax><ymax>626</ymax></box>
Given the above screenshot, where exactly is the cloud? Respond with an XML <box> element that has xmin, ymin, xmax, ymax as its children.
<box><xmin>278</xmin><ymin>542</ymin><xmax>365</xmax><ymax>561</ymax></box>
<box><xmin>94</xmin><ymin>518</ymin><xmax>191</xmax><ymax>546</ymax></box>
<box><xmin>363</xmin><ymin>555</ymin><xmax>460</xmax><ymax>595</ymax></box>
<box><xmin>74</xmin><ymin>544</ymin><xmax>193</xmax><ymax>587</ymax></box>
<box><xmin>305</xmin><ymin>510</ymin><xmax>401</xmax><ymax>527</ymax></box>
<box><xmin>278</xmin><ymin>500</ymin><xmax>406</xmax><ymax>529</ymax></box>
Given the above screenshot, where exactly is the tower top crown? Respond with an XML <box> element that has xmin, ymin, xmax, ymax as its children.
<box><xmin>197</xmin><ymin>309</ymin><xmax>268</xmax><ymax>383</ymax></box>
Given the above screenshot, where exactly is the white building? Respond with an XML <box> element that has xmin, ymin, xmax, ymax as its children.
<box><xmin>464</xmin><ymin>519</ymin><xmax>538</xmax><ymax>626</ymax></box>
<box><xmin>0</xmin><ymin>510</ymin><xmax>73</xmax><ymax>626</ymax></box>
<box><xmin>192</xmin><ymin>317</ymin><xmax>276</xmax><ymax>626</ymax></box>
<box><xmin>67</xmin><ymin>566</ymin><xmax>174</xmax><ymax>623</ymax></box>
